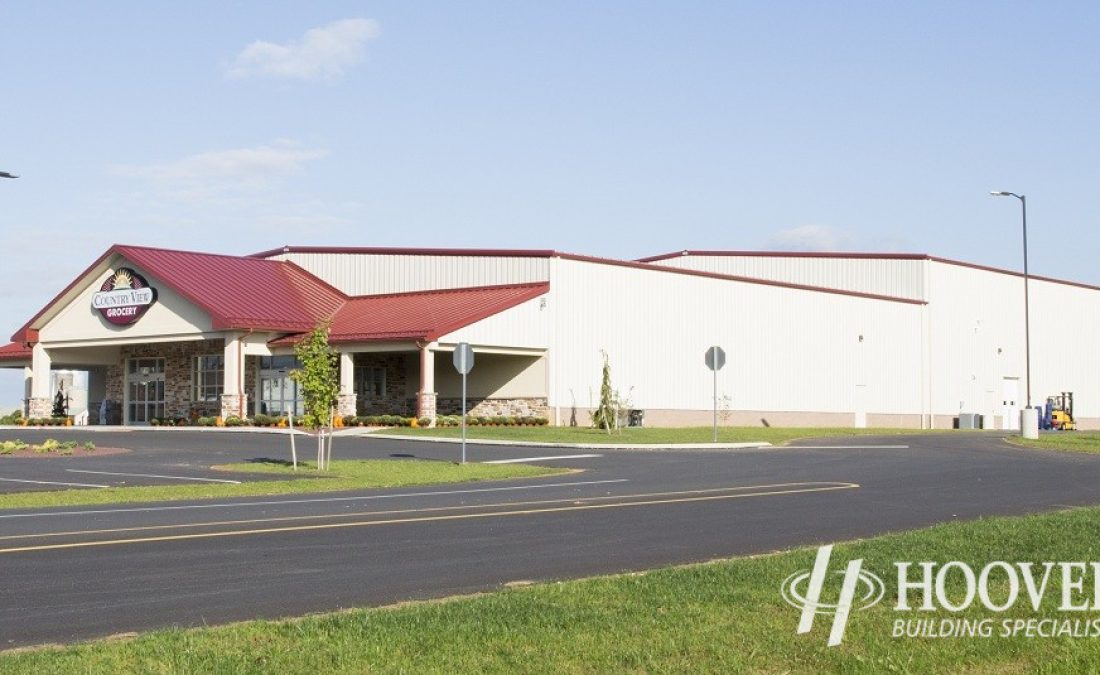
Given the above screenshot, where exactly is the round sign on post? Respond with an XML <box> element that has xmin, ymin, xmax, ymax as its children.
<box><xmin>705</xmin><ymin>346</ymin><xmax>726</xmax><ymax>371</ymax></box>
<box><xmin>705</xmin><ymin>346</ymin><xmax>726</xmax><ymax>442</ymax></box>
<box><xmin>453</xmin><ymin>343</ymin><xmax>475</xmax><ymax>375</ymax></box>
<box><xmin>453</xmin><ymin>343</ymin><xmax>475</xmax><ymax>464</ymax></box>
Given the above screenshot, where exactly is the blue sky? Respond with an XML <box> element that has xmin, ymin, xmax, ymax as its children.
<box><xmin>1</xmin><ymin>2</ymin><xmax>1098</xmax><ymax>408</ymax></box>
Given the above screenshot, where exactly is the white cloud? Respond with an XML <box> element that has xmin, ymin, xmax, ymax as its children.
<box><xmin>227</xmin><ymin>18</ymin><xmax>380</xmax><ymax>81</ymax></box>
<box><xmin>111</xmin><ymin>141</ymin><xmax>327</xmax><ymax>198</ymax></box>
<box><xmin>763</xmin><ymin>224</ymin><xmax>852</xmax><ymax>252</ymax></box>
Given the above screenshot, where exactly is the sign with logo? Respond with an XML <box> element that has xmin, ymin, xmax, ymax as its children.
<box><xmin>783</xmin><ymin>544</ymin><xmax>1100</xmax><ymax>646</ymax></box>
<box><xmin>91</xmin><ymin>268</ymin><xmax>157</xmax><ymax>326</ymax></box>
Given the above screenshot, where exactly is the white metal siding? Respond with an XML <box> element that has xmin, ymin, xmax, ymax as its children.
<box><xmin>927</xmin><ymin>261</ymin><xmax>1100</xmax><ymax>421</ymax></box>
<box><xmin>437</xmin><ymin>295</ymin><xmax>550</xmax><ymax>350</ymax></box>
<box><xmin>651</xmin><ymin>255</ymin><xmax>926</xmax><ymax>301</ymax></box>
<box><xmin>275</xmin><ymin>253</ymin><xmax>549</xmax><ymax>296</ymax></box>
<box><xmin>548</xmin><ymin>259</ymin><xmax>924</xmax><ymax>415</ymax></box>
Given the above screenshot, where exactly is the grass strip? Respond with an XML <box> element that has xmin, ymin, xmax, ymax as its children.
<box><xmin>0</xmin><ymin>460</ymin><xmax>567</xmax><ymax>511</ymax></box>
<box><xmin>5</xmin><ymin>505</ymin><xmax>1100</xmax><ymax>672</ymax></box>
<box><xmin>1007</xmin><ymin>432</ymin><xmax>1100</xmax><ymax>454</ymax></box>
<box><xmin>377</xmin><ymin>425</ymin><xmax>955</xmax><ymax>445</ymax></box>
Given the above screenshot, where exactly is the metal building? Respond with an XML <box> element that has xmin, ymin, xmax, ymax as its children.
<box><xmin>1</xmin><ymin>244</ymin><xmax>1096</xmax><ymax>429</ymax></box>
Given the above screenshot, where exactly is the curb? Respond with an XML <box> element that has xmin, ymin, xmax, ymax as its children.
<box><xmin>352</xmin><ymin>433</ymin><xmax>774</xmax><ymax>451</ymax></box>
<box><xmin>0</xmin><ymin>425</ymin><xmax>315</xmax><ymax>436</ymax></box>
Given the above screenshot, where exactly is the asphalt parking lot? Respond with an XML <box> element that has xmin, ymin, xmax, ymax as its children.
<box><xmin>2</xmin><ymin>428</ymin><xmax>1100</xmax><ymax>648</ymax></box>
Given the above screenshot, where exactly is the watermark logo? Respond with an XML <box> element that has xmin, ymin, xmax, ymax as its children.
<box><xmin>782</xmin><ymin>548</ymin><xmax>1100</xmax><ymax>645</ymax></box>
<box><xmin>781</xmin><ymin>544</ymin><xmax>886</xmax><ymax>646</ymax></box>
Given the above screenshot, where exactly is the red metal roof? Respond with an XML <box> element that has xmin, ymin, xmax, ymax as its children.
<box><xmin>271</xmin><ymin>283</ymin><xmax>549</xmax><ymax>345</ymax></box>
<box><xmin>114</xmin><ymin>246</ymin><xmax>346</xmax><ymax>332</ymax></box>
<box><xmin>0</xmin><ymin>342</ymin><xmax>31</xmax><ymax>362</ymax></box>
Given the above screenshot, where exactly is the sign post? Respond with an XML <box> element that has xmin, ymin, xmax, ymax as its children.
<box><xmin>453</xmin><ymin>343</ymin><xmax>475</xmax><ymax>464</ymax></box>
<box><xmin>704</xmin><ymin>346</ymin><xmax>726</xmax><ymax>442</ymax></box>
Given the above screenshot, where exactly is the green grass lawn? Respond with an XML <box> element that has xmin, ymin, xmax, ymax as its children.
<box><xmin>0</xmin><ymin>460</ymin><xmax>566</xmax><ymax>511</ymax></box>
<box><xmin>377</xmin><ymin>425</ymin><xmax>949</xmax><ymax>445</ymax></box>
<box><xmin>5</xmin><ymin>506</ymin><xmax>1100</xmax><ymax>673</ymax></box>
<box><xmin>1007</xmin><ymin>432</ymin><xmax>1100</xmax><ymax>454</ymax></box>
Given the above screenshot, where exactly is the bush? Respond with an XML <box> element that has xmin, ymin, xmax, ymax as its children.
<box><xmin>253</xmin><ymin>414</ymin><xmax>274</xmax><ymax>427</ymax></box>
<box><xmin>39</xmin><ymin>438</ymin><xmax>61</xmax><ymax>453</ymax></box>
<box><xmin>224</xmin><ymin>416</ymin><xmax>248</xmax><ymax>427</ymax></box>
<box><xmin>437</xmin><ymin>415</ymin><xmax>461</xmax><ymax>427</ymax></box>
<box><xmin>0</xmin><ymin>409</ymin><xmax>22</xmax><ymax>425</ymax></box>
<box><xmin>196</xmin><ymin>416</ymin><xmax>215</xmax><ymax>427</ymax></box>
<box><xmin>343</xmin><ymin>415</ymin><xmax>357</xmax><ymax>427</ymax></box>
<box><xmin>418</xmin><ymin>416</ymin><xmax>432</xmax><ymax>427</ymax></box>
<box><xmin>83</xmin><ymin>441</ymin><xmax>96</xmax><ymax>451</ymax></box>
<box><xmin>478</xmin><ymin>416</ymin><xmax>492</xmax><ymax>426</ymax></box>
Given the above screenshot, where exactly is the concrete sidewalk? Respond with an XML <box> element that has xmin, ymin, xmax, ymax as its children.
<box><xmin>355</xmin><ymin>432</ymin><xmax>773</xmax><ymax>451</ymax></box>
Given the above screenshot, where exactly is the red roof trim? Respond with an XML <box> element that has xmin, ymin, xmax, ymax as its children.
<box><xmin>635</xmin><ymin>250</ymin><xmax>1100</xmax><ymax>294</ymax></box>
<box><xmin>251</xmin><ymin>245</ymin><xmax>557</xmax><ymax>259</ymax></box>
<box><xmin>636</xmin><ymin>249</ymin><xmax>931</xmax><ymax>263</ymax></box>
<box><xmin>557</xmin><ymin>253</ymin><xmax>927</xmax><ymax>306</ymax></box>
<box><xmin>927</xmin><ymin>256</ymin><xmax>1100</xmax><ymax>293</ymax></box>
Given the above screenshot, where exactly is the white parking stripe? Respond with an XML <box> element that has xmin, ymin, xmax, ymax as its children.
<box><xmin>789</xmin><ymin>445</ymin><xmax>910</xmax><ymax>449</ymax></box>
<box><xmin>66</xmin><ymin>469</ymin><xmax>242</xmax><ymax>484</ymax></box>
<box><xmin>0</xmin><ymin>478</ymin><xmax>631</xmax><ymax>519</ymax></box>
<box><xmin>482</xmin><ymin>454</ymin><xmax>602</xmax><ymax>464</ymax></box>
<box><xmin>0</xmin><ymin>477</ymin><xmax>109</xmax><ymax>489</ymax></box>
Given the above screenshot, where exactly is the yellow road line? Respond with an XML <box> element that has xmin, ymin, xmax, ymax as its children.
<box><xmin>0</xmin><ymin>482</ymin><xmax>859</xmax><ymax>555</ymax></box>
<box><xmin>0</xmin><ymin>482</ymin><xmax>855</xmax><ymax>542</ymax></box>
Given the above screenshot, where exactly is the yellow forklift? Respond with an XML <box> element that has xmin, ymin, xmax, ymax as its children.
<box><xmin>1043</xmin><ymin>392</ymin><xmax>1077</xmax><ymax>431</ymax></box>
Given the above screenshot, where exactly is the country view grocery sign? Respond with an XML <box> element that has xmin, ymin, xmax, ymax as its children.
<box><xmin>91</xmin><ymin>268</ymin><xmax>157</xmax><ymax>325</ymax></box>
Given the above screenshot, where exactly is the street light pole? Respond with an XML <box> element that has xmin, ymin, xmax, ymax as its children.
<box><xmin>990</xmin><ymin>191</ymin><xmax>1031</xmax><ymax>409</ymax></box>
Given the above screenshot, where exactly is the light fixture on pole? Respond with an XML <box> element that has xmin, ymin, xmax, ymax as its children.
<box><xmin>990</xmin><ymin>190</ymin><xmax>1031</xmax><ymax>410</ymax></box>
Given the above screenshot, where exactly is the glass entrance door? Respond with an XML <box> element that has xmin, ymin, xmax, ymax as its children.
<box><xmin>258</xmin><ymin>355</ymin><xmax>304</xmax><ymax>416</ymax></box>
<box><xmin>127</xmin><ymin>358</ymin><xmax>165</xmax><ymax>424</ymax></box>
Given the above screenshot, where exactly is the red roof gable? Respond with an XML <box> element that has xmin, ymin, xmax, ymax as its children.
<box><xmin>272</xmin><ymin>283</ymin><xmax>549</xmax><ymax>345</ymax></box>
<box><xmin>0</xmin><ymin>342</ymin><xmax>31</xmax><ymax>362</ymax></box>
<box><xmin>12</xmin><ymin>245</ymin><xmax>348</xmax><ymax>342</ymax></box>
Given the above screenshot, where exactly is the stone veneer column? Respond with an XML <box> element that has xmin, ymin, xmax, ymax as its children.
<box><xmin>28</xmin><ymin>344</ymin><xmax>53</xmax><ymax>418</ymax></box>
<box><xmin>337</xmin><ymin>352</ymin><xmax>357</xmax><ymax>418</ymax></box>
<box><xmin>221</xmin><ymin>333</ymin><xmax>247</xmax><ymax>419</ymax></box>
<box><xmin>417</xmin><ymin>343</ymin><xmax>437</xmax><ymax>425</ymax></box>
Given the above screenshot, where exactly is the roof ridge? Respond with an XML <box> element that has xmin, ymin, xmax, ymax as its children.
<box><xmin>118</xmin><ymin>243</ymin><xmax>287</xmax><ymax>265</ymax></box>
<box><xmin>635</xmin><ymin>249</ymin><xmax>931</xmax><ymax>262</ymax></box>
<box><xmin>250</xmin><ymin>245</ymin><xmax>559</xmax><ymax>259</ymax></box>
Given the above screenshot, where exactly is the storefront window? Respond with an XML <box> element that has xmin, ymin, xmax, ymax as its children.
<box><xmin>259</xmin><ymin>355</ymin><xmax>304</xmax><ymax>416</ymax></box>
<box><xmin>193</xmin><ymin>355</ymin><xmax>224</xmax><ymax>402</ymax></box>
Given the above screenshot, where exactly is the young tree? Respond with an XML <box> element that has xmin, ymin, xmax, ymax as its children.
<box><xmin>291</xmin><ymin>322</ymin><xmax>339</xmax><ymax>469</ymax></box>
<box><xmin>591</xmin><ymin>351</ymin><xmax>616</xmax><ymax>434</ymax></box>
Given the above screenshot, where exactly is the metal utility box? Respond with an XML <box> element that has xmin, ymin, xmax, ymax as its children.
<box><xmin>958</xmin><ymin>413</ymin><xmax>981</xmax><ymax>430</ymax></box>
